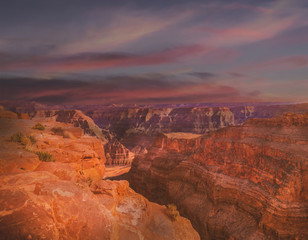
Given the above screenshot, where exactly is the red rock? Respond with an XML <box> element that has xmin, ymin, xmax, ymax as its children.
<box><xmin>0</xmin><ymin>109</ymin><xmax>18</xmax><ymax>119</ymax></box>
<box><xmin>0</xmin><ymin>171</ymin><xmax>200</xmax><ymax>240</ymax></box>
<box><xmin>0</xmin><ymin>117</ymin><xmax>200</xmax><ymax>240</ymax></box>
<box><xmin>129</xmin><ymin>113</ymin><xmax>308</xmax><ymax>240</ymax></box>
<box><xmin>0</xmin><ymin>172</ymin><xmax>114</xmax><ymax>240</ymax></box>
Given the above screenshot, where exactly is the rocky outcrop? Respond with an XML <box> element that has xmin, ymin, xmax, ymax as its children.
<box><xmin>128</xmin><ymin>113</ymin><xmax>308</xmax><ymax>240</ymax></box>
<box><xmin>105</xmin><ymin>139</ymin><xmax>135</xmax><ymax>166</ymax></box>
<box><xmin>32</xmin><ymin>110</ymin><xmax>108</xmax><ymax>141</ymax></box>
<box><xmin>0</xmin><ymin>171</ymin><xmax>199</xmax><ymax>240</ymax></box>
<box><xmin>32</xmin><ymin>110</ymin><xmax>134</xmax><ymax>166</ymax></box>
<box><xmin>0</xmin><ymin>118</ymin><xmax>200</xmax><ymax>240</ymax></box>
<box><xmin>0</xmin><ymin>106</ymin><xmax>18</xmax><ymax>119</ymax></box>
<box><xmin>0</xmin><ymin>117</ymin><xmax>107</xmax><ymax>183</ymax></box>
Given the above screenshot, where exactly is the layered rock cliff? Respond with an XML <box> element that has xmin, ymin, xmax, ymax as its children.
<box><xmin>86</xmin><ymin>103</ymin><xmax>308</xmax><ymax>137</ymax></box>
<box><xmin>32</xmin><ymin>110</ymin><xmax>134</xmax><ymax>166</ymax></box>
<box><xmin>128</xmin><ymin>113</ymin><xmax>308</xmax><ymax>240</ymax></box>
<box><xmin>0</xmin><ymin>116</ymin><xmax>200</xmax><ymax>240</ymax></box>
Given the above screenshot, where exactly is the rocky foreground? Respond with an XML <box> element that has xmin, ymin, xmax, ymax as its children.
<box><xmin>129</xmin><ymin>113</ymin><xmax>308</xmax><ymax>240</ymax></box>
<box><xmin>0</xmin><ymin>109</ymin><xmax>199</xmax><ymax>240</ymax></box>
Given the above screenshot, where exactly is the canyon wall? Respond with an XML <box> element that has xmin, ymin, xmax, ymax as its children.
<box><xmin>128</xmin><ymin>113</ymin><xmax>308</xmax><ymax>240</ymax></box>
<box><xmin>0</xmin><ymin>114</ymin><xmax>199</xmax><ymax>240</ymax></box>
<box><xmin>32</xmin><ymin>110</ymin><xmax>135</xmax><ymax>166</ymax></box>
<box><xmin>86</xmin><ymin>104</ymin><xmax>308</xmax><ymax>137</ymax></box>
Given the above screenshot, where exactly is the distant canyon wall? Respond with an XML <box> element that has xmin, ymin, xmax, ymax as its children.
<box><xmin>86</xmin><ymin>103</ymin><xmax>308</xmax><ymax>141</ymax></box>
<box><xmin>128</xmin><ymin>113</ymin><xmax>308</xmax><ymax>240</ymax></box>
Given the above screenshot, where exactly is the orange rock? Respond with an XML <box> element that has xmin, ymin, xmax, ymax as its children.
<box><xmin>0</xmin><ymin>109</ymin><xmax>18</xmax><ymax>119</ymax></box>
<box><xmin>129</xmin><ymin>113</ymin><xmax>308</xmax><ymax>240</ymax></box>
<box><xmin>0</xmin><ymin>172</ymin><xmax>114</xmax><ymax>240</ymax></box>
<box><xmin>0</xmin><ymin>172</ymin><xmax>200</xmax><ymax>240</ymax></box>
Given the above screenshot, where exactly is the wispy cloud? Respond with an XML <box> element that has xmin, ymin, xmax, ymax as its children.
<box><xmin>0</xmin><ymin>75</ymin><xmax>260</xmax><ymax>105</ymax></box>
<box><xmin>237</xmin><ymin>55</ymin><xmax>308</xmax><ymax>73</ymax></box>
<box><xmin>0</xmin><ymin>45</ymin><xmax>206</xmax><ymax>73</ymax></box>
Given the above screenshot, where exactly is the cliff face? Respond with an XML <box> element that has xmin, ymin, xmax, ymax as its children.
<box><xmin>128</xmin><ymin>113</ymin><xmax>308</xmax><ymax>240</ymax></box>
<box><xmin>32</xmin><ymin>110</ymin><xmax>134</xmax><ymax>166</ymax></box>
<box><xmin>105</xmin><ymin>139</ymin><xmax>135</xmax><ymax>165</ymax></box>
<box><xmin>86</xmin><ymin>104</ymin><xmax>308</xmax><ymax>137</ymax></box>
<box><xmin>0</xmin><ymin>172</ymin><xmax>200</xmax><ymax>240</ymax></box>
<box><xmin>0</xmin><ymin>117</ymin><xmax>200</xmax><ymax>240</ymax></box>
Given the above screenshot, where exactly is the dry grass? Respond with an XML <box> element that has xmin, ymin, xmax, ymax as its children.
<box><xmin>165</xmin><ymin>204</ymin><xmax>179</xmax><ymax>221</ymax></box>
<box><xmin>32</xmin><ymin>123</ymin><xmax>45</xmax><ymax>130</ymax></box>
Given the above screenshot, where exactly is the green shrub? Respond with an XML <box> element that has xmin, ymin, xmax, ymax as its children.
<box><xmin>10</xmin><ymin>132</ymin><xmax>24</xmax><ymax>143</ymax></box>
<box><xmin>36</xmin><ymin>151</ymin><xmax>55</xmax><ymax>162</ymax></box>
<box><xmin>165</xmin><ymin>204</ymin><xmax>179</xmax><ymax>221</ymax></box>
<box><xmin>33</xmin><ymin>123</ymin><xmax>45</xmax><ymax>130</ymax></box>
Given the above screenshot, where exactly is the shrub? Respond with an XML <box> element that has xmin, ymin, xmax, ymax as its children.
<box><xmin>28</xmin><ymin>135</ymin><xmax>37</xmax><ymax>144</ymax></box>
<box><xmin>165</xmin><ymin>204</ymin><xmax>179</xmax><ymax>221</ymax></box>
<box><xmin>33</xmin><ymin>123</ymin><xmax>45</xmax><ymax>130</ymax></box>
<box><xmin>20</xmin><ymin>136</ymin><xmax>31</xmax><ymax>146</ymax></box>
<box><xmin>36</xmin><ymin>151</ymin><xmax>55</xmax><ymax>162</ymax></box>
<box><xmin>11</xmin><ymin>133</ymin><xmax>36</xmax><ymax>147</ymax></box>
<box><xmin>10</xmin><ymin>132</ymin><xmax>24</xmax><ymax>143</ymax></box>
<box><xmin>51</xmin><ymin>127</ymin><xmax>63</xmax><ymax>136</ymax></box>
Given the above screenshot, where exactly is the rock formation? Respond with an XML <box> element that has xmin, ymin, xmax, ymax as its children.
<box><xmin>32</xmin><ymin>110</ymin><xmax>134</xmax><ymax>166</ymax></box>
<box><xmin>128</xmin><ymin>113</ymin><xmax>308</xmax><ymax>240</ymax></box>
<box><xmin>105</xmin><ymin>139</ymin><xmax>135</xmax><ymax>165</ymax></box>
<box><xmin>0</xmin><ymin>116</ymin><xmax>200</xmax><ymax>240</ymax></box>
<box><xmin>84</xmin><ymin>103</ymin><xmax>308</xmax><ymax>155</ymax></box>
<box><xmin>86</xmin><ymin>103</ymin><xmax>308</xmax><ymax>137</ymax></box>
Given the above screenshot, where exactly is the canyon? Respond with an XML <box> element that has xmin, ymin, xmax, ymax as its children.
<box><xmin>128</xmin><ymin>113</ymin><xmax>308</xmax><ymax>240</ymax></box>
<box><xmin>0</xmin><ymin>108</ymin><xmax>199</xmax><ymax>240</ymax></box>
<box><xmin>1</xmin><ymin>103</ymin><xmax>308</xmax><ymax>239</ymax></box>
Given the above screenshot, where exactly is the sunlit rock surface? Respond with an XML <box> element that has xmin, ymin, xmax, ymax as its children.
<box><xmin>129</xmin><ymin>113</ymin><xmax>308</xmax><ymax>240</ymax></box>
<box><xmin>0</xmin><ymin>114</ymin><xmax>199</xmax><ymax>240</ymax></box>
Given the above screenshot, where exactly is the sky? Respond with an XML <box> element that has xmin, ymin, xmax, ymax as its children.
<box><xmin>0</xmin><ymin>0</ymin><xmax>308</xmax><ymax>105</ymax></box>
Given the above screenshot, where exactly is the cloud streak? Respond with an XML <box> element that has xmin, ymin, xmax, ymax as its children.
<box><xmin>0</xmin><ymin>45</ymin><xmax>207</xmax><ymax>73</ymax></box>
<box><xmin>0</xmin><ymin>76</ymin><xmax>260</xmax><ymax>105</ymax></box>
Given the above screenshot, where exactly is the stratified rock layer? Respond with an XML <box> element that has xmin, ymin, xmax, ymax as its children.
<box><xmin>0</xmin><ymin>117</ymin><xmax>199</xmax><ymax>240</ymax></box>
<box><xmin>86</xmin><ymin>104</ymin><xmax>308</xmax><ymax>136</ymax></box>
<box><xmin>32</xmin><ymin>110</ymin><xmax>134</xmax><ymax>166</ymax></box>
<box><xmin>129</xmin><ymin>113</ymin><xmax>308</xmax><ymax>240</ymax></box>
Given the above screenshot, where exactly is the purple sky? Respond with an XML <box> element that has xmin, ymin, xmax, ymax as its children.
<box><xmin>0</xmin><ymin>0</ymin><xmax>307</xmax><ymax>105</ymax></box>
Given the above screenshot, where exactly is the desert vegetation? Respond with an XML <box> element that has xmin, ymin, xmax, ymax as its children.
<box><xmin>165</xmin><ymin>204</ymin><xmax>179</xmax><ymax>221</ymax></box>
<box><xmin>35</xmin><ymin>151</ymin><xmax>55</xmax><ymax>162</ymax></box>
<box><xmin>10</xmin><ymin>132</ymin><xmax>36</xmax><ymax>147</ymax></box>
<box><xmin>32</xmin><ymin>122</ymin><xmax>45</xmax><ymax>130</ymax></box>
<box><xmin>51</xmin><ymin>127</ymin><xmax>64</xmax><ymax>135</ymax></box>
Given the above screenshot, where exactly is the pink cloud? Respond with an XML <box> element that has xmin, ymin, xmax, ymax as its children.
<box><xmin>237</xmin><ymin>55</ymin><xmax>308</xmax><ymax>72</ymax></box>
<box><xmin>222</xmin><ymin>3</ymin><xmax>273</xmax><ymax>14</ymax></box>
<box><xmin>0</xmin><ymin>45</ymin><xmax>207</xmax><ymax>73</ymax></box>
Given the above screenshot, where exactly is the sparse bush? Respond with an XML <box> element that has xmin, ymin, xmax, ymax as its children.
<box><xmin>28</xmin><ymin>135</ymin><xmax>37</xmax><ymax>144</ymax></box>
<box><xmin>36</xmin><ymin>151</ymin><xmax>55</xmax><ymax>162</ymax></box>
<box><xmin>20</xmin><ymin>136</ymin><xmax>31</xmax><ymax>146</ymax></box>
<box><xmin>11</xmin><ymin>132</ymin><xmax>36</xmax><ymax>147</ymax></box>
<box><xmin>10</xmin><ymin>132</ymin><xmax>24</xmax><ymax>143</ymax></box>
<box><xmin>32</xmin><ymin>123</ymin><xmax>45</xmax><ymax>130</ymax></box>
<box><xmin>165</xmin><ymin>204</ymin><xmax>179</xmax><ymax>221</ymax></box>
<box><xmin>51</xmin><ymin>127</ymin><xmax>64</xmax><ymax>136</ymax></box>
